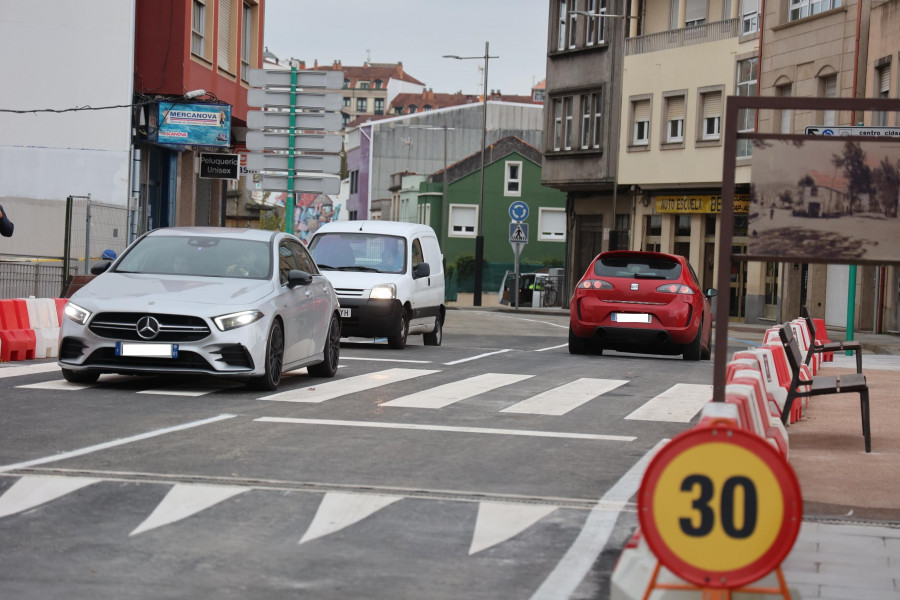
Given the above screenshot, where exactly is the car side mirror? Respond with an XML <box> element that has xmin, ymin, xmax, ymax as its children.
<box><xmin>287</xmin><ymin>269</ymin><xmax>313</xmax><ymax>288</ymax></box>
<box><xmin>706</xmin><ymin>288</ymin><xmax>717</xmax><ymax>298</ymax></box>
<box><xmin>413</xmin><ymin>262</ymin><xmax>430</xmax><ymax>279</ymax></box>
<box><xmin>90</xmin><ymin>261</ymin><xmax>112</xmax><ymax>275</ymax></box>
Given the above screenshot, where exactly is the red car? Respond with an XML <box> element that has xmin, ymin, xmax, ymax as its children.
<box><xmin>569</xmin><ymin>251</ymin><xmax>716</xmax><ymax>360</ymax></box>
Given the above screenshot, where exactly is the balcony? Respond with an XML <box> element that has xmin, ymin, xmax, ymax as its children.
<box><xmin>626</xmin><ymin>18</ymin><xmax>740</xmax><ymax>56</ymax></box>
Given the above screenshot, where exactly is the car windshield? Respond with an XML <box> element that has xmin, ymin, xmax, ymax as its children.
<box><xmin>594</xmin><ymin>255</ymin><xmax>682</xmax><ymax>280</ymax></box>
<box><xmin>114</xmin><ymin>235</ymin><xmax>271</xmax><ymax>279</ymax></box>
<box><xmin>308</xmin><ymin>232</ymin><xmax>407</xmax><ymax>274</ymax></box>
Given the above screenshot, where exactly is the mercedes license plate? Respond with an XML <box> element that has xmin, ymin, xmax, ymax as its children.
<box><xmin>116</xmin><ymin>342</ymin><xmax>179</xmax><ymax>358</ymax></box>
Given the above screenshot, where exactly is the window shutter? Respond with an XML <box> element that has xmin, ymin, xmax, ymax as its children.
<box><xmin>667</xmin><ymin>96</ymin><xmax>685</xmax><ymax>121</ymax></box>
<box><xmin>634</xmin><ymin>99</ymin><xmax>650</xmax><ymax>122</ymax></box>
<box><xmin>879</xmin><ymin>66</ymin><xmax>891</xmax><ymax>94</ymax></box>
<box><xmin>686</xmin><ymin>0</ymin><xmax>706</xmax><ymax>22</ymax></box>
<box><xmin>218</xmin><ymin>0</ymin><xmax>232</xmax><ymax>71</ymax></box>
<box><xmin>825</xmin><ymin>75</ymin><xmax>837</xmax><ymax>98</ymax></box>
<box><xmin>703</xmin><ymin>92</ymin><xmax>721</xmax><ymax>118</ymax></box>
<box><xmin>741</xmin><ymin>0</ymin><xmax>758</xmax><ymax>15</ymax></box>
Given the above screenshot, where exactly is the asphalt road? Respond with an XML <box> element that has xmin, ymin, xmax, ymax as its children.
<box><xmin>0</xmin><ymin>309</ymin><xmax>745</xmax><ymax>600</ymax></box>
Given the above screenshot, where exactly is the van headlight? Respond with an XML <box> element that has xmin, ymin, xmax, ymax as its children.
<box><xmin>370</xmin><ymin>283</ymin><xmax>396</xmax><ymax>300</ymax></box>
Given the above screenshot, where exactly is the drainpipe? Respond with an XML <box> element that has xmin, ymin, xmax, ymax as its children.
<box><xmin>846</xmin><ymin>0</ymin><xmax>864</xmax><ymax>346</ymax></box>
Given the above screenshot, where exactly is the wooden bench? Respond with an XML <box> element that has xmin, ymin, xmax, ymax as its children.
<box><xmin>778</xmin><ymin>325</ymin><xmax>871</xmax><ymax>453</ymax></box>
<box><xmin>800</xmin><ymin>306</ymin><xmax>863</xmax><ymax>373</ymax></box>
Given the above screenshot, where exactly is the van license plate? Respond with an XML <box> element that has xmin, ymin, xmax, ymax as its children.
<box><xmin>339</xmin><ymin>308</ymin><xmax>351</xmax><ymax>318</ymax></box>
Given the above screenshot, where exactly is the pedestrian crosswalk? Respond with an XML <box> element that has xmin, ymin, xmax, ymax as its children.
<box><xmin>9</xmin><ymin>362</ymin><xmax>715</xmax><ymax>423</ymax></box>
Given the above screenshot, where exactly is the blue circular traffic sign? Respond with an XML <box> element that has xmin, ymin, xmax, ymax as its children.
<box><xmin>509</xmin><ymin>201</ymin><xmax>529</xmax><ymax>222</ymax></box>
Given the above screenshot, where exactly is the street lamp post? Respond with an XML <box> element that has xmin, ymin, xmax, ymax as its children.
<box><xmin>443</xmin><ymin>42</ymin><xmax>498</xmax><ymax>307</ymax></box>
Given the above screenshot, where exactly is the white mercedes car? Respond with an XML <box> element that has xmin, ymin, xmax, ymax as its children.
<box><xmin>58</xmin><ymin>227</ymin><xmax>341</xmax><ymax>391</ymax></box>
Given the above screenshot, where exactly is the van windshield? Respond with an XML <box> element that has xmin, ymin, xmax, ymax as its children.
<box><xmin>308</xmin><ymin>233</ymin><xmax>407</xmax><ymax>274</ymax></box>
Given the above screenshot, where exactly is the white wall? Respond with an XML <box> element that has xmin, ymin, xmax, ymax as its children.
<box><xmin>386</xmin><ymin>79</ymin><xmax>426</xmax><ymax>108</ymax></box>
<box><xmin>0</xmin><ymin>0</ymin><xmax>135</xmax><ymax>257</ymax></box>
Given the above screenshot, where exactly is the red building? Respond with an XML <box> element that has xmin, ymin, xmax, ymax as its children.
<box><xmin>133</xmin><ymin>0</ymin><xmax>264</xmax><ymax>229</ymax></box>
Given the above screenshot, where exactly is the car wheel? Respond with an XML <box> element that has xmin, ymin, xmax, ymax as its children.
<box><xmin>683</xmin><ymin>322</ymin><xmax>702</xmax><ymax>361</ymax></box>
<box><xmin>423</xmin><ymin>315</ymin><xmax>442</xmax><ymax>346</ymax></box>
<box><xmin>701</xmin><ymin>338</ymin><xmax>712</xmax><ymax>360</ymax></box>
<box><xmin>61</xmin><ymin>368</ymin><xmax>100</xmax><ymax>384</ymax></box>
<box><xmin>308</xmin><ymin>314</ymin><xmax>340</xmax><ymax>378</ymax></box>
<box><xmin>248</xmin><ymin>320</ymin><xmax>284</xmax><ymax>391</ymax></box>
<box><xmin>387</xmin><ymin>310</ymin><xmax>409</xmax><ymax>349</ymax></box>
<box><xmin>568</xmin><ymin>326</ymin><xmax>590</xmax><ymax>355</ymax></box>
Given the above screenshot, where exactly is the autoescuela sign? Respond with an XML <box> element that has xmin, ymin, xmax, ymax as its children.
<box><xmin>655</xmin><ymin>194</ymin><xmax>750</xmax><ymax>214</ymax></box>
<box><xmin>200</xmin><ymin>153</ymin><xmax>239</xmax><ymax>180</ymax></box>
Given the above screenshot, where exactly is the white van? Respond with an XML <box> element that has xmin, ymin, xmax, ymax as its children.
<box><xmin>308</xmin><ymin>221</ymin><xmax>445</xmax><ymax>349</ymax></box>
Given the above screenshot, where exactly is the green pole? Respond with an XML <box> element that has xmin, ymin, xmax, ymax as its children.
<box><xmin>285</xmin><ymin>66</ymin><xmax>297</xmax><ymax>234</ymax></box>
<box><xmin>846</xmin><ymin>264</ymin><xmax>856</xmax><ymax>355</ymax></box>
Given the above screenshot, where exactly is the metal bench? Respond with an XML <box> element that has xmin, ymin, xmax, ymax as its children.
<box><xmin>778</xmin><ymin>325</ymin><xmax>871</xmax><ymax>453</ymax></box>
<box><xmin>800</xmin><ymin>306</ymin><xmax>863</xmax><ymax>373</ymax></box>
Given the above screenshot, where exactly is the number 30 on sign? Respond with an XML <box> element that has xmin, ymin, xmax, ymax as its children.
<box><xmin>638</xmin><ymin>425</ymin><xmax>802</xmax><ymax>589</ymax></box>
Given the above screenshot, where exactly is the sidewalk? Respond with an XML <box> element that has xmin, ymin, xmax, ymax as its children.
<box><xmin>449</xmin><ymin>293</ymin><xmax>900</xmax><ymax>597</ymax></box>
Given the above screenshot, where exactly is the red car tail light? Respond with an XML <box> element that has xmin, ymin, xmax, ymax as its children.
<box><xmin>578</xmin><ymin>279</ymin><xmax>613</xmax><ymax>290</ymax></box>
<box><xmin>656</xmin><ymin>283</ymin><xmax>693</xmax><ymax>295</ymax></box>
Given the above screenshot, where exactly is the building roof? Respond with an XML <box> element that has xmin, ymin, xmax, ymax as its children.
<box><xmin>429</xmin><ymin>136</ymin><xmax>544</xmax><ymax>185</ymax></box>
<box><xmin>295</xmin><ymin>60</ymin><xmax>425</xmax><ymax>87</ymax></box>
<box><xmin>389</xmin><ymin>89</ymin><xmax>540</xmax><ymax>115</ymax></box>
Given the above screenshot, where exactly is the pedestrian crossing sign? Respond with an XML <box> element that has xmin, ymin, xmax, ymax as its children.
<box><xmin>509</xmin><ymin>222</ymin><xmax>529</xmax><ymax>244</ymax></box>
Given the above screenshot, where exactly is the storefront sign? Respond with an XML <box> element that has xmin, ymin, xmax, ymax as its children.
<box><xmin>156</xmin><ymin>102</ymin><xmax>231</xmax><ymax>147</ymax></box>
<box><xmin>655</xmin><ymin>195</ymin><xmax>749</xmax><ymax>214</ymax></box>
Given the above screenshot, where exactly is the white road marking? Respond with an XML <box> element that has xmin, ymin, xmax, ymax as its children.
<box><xmin>340</xmin><ymin>357</ymin><xmax>433</xmax><ymax>364</ymax></box>
<box><xmin>256</xmin><ymin>417</ymin><xmax>636</xmax><ymax>442</ymax></box>
<box><xmin>0</xmin><ymin>363</ymin><xmax>63</xmax><ymax>379</ymax></box>
<box><xmin>530</xmin><ymin>439</ymin><xmax>668</xmax><ymax>600</ymax></box>
<box><xmin>130</xmin><ymin>484</ymin><xmax>247</xmax><ymax>536</ymax></box>
<box><xmin>0</xmin><ymin>475</ymin><xmax>101</xmax><ymax>519</ymax></box>
<box><xmin>502</xmin><ymin>379</ymin><xmax>629</xmax><ymax>416</ymax></box>
<box><xmin>0</xmin><ymin>414</ymin><xmax>237</xmax><ymax>474</ymax></box>
<box><xmin>469</xmin><ymin>502</ymin><xmax>558</xmax><ymax>555</ymax></box>
<box><xmin>259</xmin><ymin>368</ymin><xmax>439</xmax><ymax>403</ymax></box>
<box><xmin>535</xmin><ymin>343</ymin><xmax>568</xmax><ymax>352</ymax></box>
<box><xmin>444</xmin><ymin>349</ymin><xmax>513</xmax><ymax>366</ymax></box>
<box><xmin>137</xmin><ymin>381</ymin><xmax>244</xmax><ymax>397</ymax></box>
<box><xmin>299</xmin><ymin>492</ymin><xmax>403</xmax><ymax>544</ymax></box>
<box><xmin>18</xmin><ymin>380</ymin><xmax>96</xmax><ymax>391</ymax></box>
<box><xmin>624</xmin><ymin>383</ymin><xmax>713</xmax><ymax>422</ymax></box>
<box><xmin>383</xmin><ymin>373</ymin><xmax>532</xmax><ymax>409</ymax></box>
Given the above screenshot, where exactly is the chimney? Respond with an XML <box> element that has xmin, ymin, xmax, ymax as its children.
<box><xmin>397</xmin><ymin>62</ymin><xmax>404</xmax><ymax>78</ymax></box>
<box><xmin>334</xmin><ymin>60</ymin><xmax>341</xmax><ymax>69</ymax></box>
<box><xmin>299</xmin><ymin>60</ymin><xmax>306</xmax><ymax>70</ymax></box>
<box><xmin>314</xmin><ymin>59</ymin><xmax>319</xmax><ymax>69</ymax></box>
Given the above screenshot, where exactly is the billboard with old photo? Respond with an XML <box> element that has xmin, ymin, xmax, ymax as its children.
<box><xmin>748</xmin><ymin>138</ymin><xmax>900</xmax><ymax>264</ymax></box>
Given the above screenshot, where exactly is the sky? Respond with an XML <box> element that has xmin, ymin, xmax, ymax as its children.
<box><xmin>262</xmin><ymin>0</ymin><xmax>550</xmax><ymax>96</ymax></box>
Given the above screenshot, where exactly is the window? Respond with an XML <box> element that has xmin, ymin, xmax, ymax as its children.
<box><xmin>778</xmin><ymin>83</ymin><xmax>792</xmax><ymax>133</ymax></box>
<box><xmin>343</xmin><ymin>97</ymin><xmax>351</xmax><ymax>108</ymax></box>
<box><xmin>820</xmin><ymin>74</ymin><xmax>837</xmax><ymax>126</ymax></box>
<box><xmin>664</xmin><ymin>94</ymin><xmax>685</xmax><ymax>144</ymax></box>
<box><xmin>409</xmin><ymin>104</ymin><xmax>418</xmax><ymax>114</ymax></box>
<box><xmin>644</xmin><ymin>215</ymin><xmax>662</xmax><ymax>252</ymax></box>
<box><xmin>632</xmin><ymin>98</ymin><xmax>650</xmax><ymax>146</ymax></box>
<box><xmin>581</xmin><ymin>94</ymin><xmax>592</xmax><ymax>149</ymax></box>
<box><xmin>539</xmin><ymin>208</ymin><xmax>566</xmax><ymax>241</ymax></box>
<box><xmin>449</xmin><ymin>204</ymin><xmax>477</xmax><ymax>237</ymax></box>
<box><xmin>374</xmin><ymin>79</ymin><xmax>383</xmax><ymax>89</ymax></box>
<box><xmin>736</xmin><ymin>57</ymin><xmax>757</xmax><ymax>158</ymax></box>
<box><xmin>700</xmin><ymin>90</ymin><xmax>722</xmax><ymax>141</ymax></box>
<box><xmin>424</xmin><ymin>105</ymin><xmax>433</xmax><ymax>111</ymax></box>
<box><xmin>356</xmin><ymin>98</ymin><xmax>367</xmax><ymax>112</ymax></box>
<box><xmin>217</xmin><ymin>0</ymin><xmax>235</xmax><ymax>72</ymax></box>
<box><xmin>875</xmin><ymin>64</ymin><xmax>891</xmax><ymax>126</ymax></box>
<box><xmin>505</xmin><ymin>161</ymin><xmax>523</xmax><ymax>196</ymax></box>
<box><xmin>350</xmin><ymin>170</ymin><xmax>359</xmax><ymax>194</ymax></box>
<box><xmin>342</xmin><ymin>113</ymin><xmax>350</xmax><ymax>126</ymax></box>
<box><xmin>592</xmin><ymin>91</ymin><xmax>603</xmax><ymax>149</ymax></box>
<box><xmin>790</xmin><ymin>0</ymin><xmax>841</xmax><ymax>21</ymax></box>
<box><xmin>359</xmin><ymin>81</ymin><xmax>370</xmax><ymax>89</ymax></box>
<box><xmin>240</xmin><ymin>2</ymin><xmax>256</xmax><ymax>81</ymax></box>
<box><xmin>191</xmin><ymin>0</ymin><xmax>210</xmax><ymax>59</ymax></box>
<box><xmin>741</xmin><ymin>0</ymin><xmax>758</xmax><ymax>34</ymax></box>
<box><xmin>564</xmin><ymin>97</ymin><xmax>574</xmax><ymax>150</ymax></box>
<box><xmin>343</xmin><ymin>78</ymin><xmax>350</xmax><ymax>89</ymax></box>
<box><xmin>569</xmin><ymin>0</ymin><xmax>579</xmax><ymax>48</ymax></box>
<box><xmin>585</xmin><ymin>0</ymin><xmax>607</xmax><ymax>45</ymax></box>
<box><xmin>553</xmin><ymin>98</ymin><xmax>564</xmax><ymax>150</ymax></box>
<box><xmin>374</xmin><ymin>98</ymin><xmax>384</xmax><ymax>115</ymax></box>
<box><xmin>558</xmin><ymin>0</ymin><xmax>568</xmax><ymax>51</ymax></box>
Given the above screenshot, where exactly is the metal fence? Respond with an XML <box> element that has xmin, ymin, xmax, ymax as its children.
<box><xmin>0</xmin><ymin>261</ymin><xmax>75</xmax><ymax>300</ymax></box>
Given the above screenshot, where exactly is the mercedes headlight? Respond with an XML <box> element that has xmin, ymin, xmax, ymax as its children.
<box><xmin>214</xmin><ymin>310</ymin><xmax>264</xmax><ymax>331</ymax></box>
<box><xmin>63</xmin><ymin>302</ymin><xmax>92</xmax><ymax>325</ymax></box>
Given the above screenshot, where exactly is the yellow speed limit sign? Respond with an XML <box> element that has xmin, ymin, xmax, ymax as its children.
<box><xmin>638</xmin><ymin>425</ymin><xmax>802</xmax><ymax>589</ymax></box>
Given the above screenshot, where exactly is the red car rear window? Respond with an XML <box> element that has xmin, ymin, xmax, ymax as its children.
<box><xmin>593</xmin><ymin>256</ymin><xmax>682</xmax><ymax>280</ymax></box>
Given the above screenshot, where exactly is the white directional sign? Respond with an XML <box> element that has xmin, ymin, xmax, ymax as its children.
<box><xmin>247</xmin><ymin>89</ymin><xmax>343</xmax><ymax>111</ymax></box>
<box><xmin>247</xmin><ymin>68</ymin><xmax>344</xmax><ymax>90</ymax></box>
<box><xmin>245</xmin><ymin>131</ymin><xmax>342</xmax><ymax>153</ymax></box>
<box><xmin>247</xmin><ymin>110</ymin><xmax>343</xmax><ymax>132</ymax></box>
<box><xmin>806</xmin><ymin>126</ymin><xmax>900</xmax><ymax>137</ymax></box>
<box><xmin>261</xmin><ymin>175</ymin><xmax>341</xmax><ymax>194</ymax></box>
<box><xmin>245</xmin><ymin>153</ymin><xmax>340</xmax><ymax>174</ymax></box>
<box><xmin>509</xmin><ymin>222</ymin><xmax>529</xmax><ymax>244</ymax></box>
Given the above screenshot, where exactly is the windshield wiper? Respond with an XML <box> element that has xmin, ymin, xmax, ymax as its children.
<box><xmin>335</xmin><ymin>266</ymin><xmax>380</xmax><ymax>272</ymax></box>
<box><xmin>634</xmin><ymin>273</ymin><xmax>667</xmax><ymax>279</ymax></box>
<box><xmin>317</xmin><ymin>264</ymin><xmax>336</xmax><ymax>270</ymax></box>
